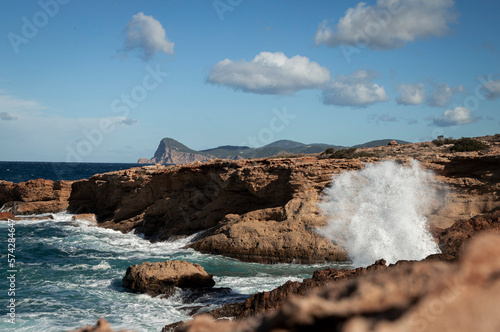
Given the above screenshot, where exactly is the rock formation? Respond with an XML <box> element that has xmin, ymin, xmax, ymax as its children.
<box><xmin>0</xmin><ymin>179</ymin><xmax>72</xmax><ymax>214</ymax></box>
<box><xmin>138</xmin><ymin>137</ymin><xmax>345</xmax><ymax>165</ymax></box>
<box><xmin>435</xmin><ymin>210</ymin><xmax>500</xmax><ymax>257</ymax></box>
<box><xmin>138</xmin><ymin>138</ymin><xmax>213</xmax><ymax>165</ymax></box>
<box><xmin>166</xmin><ymin>232</ymin><xmax>500</xmax><ymax>332</ymax></box>
<box><xmin>2</xmin><ymin>136</ymin><xmax>498</xmax><ymax>264</ymax></box>
<box><xmin>122</xmin><ymin>260</ymin><xmax>215</xmax><ymax>298</ymax></box>
<box><xmin>72</xmin><ymin>213</ymin><xmax>97</xmax><ymax>222</ymax></box>
<box><xmin>65</xmin><ymin>137</ymin><xmax>500</xmax><ymax>263</ymax></box>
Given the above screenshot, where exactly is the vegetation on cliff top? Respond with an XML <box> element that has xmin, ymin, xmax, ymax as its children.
<box><xmin>319</xmin><ymin>147</ymin><xmax>378</xmax><ymax>159</ymax></box>
<box><xmin>432</xmin><ymin>136</ymin><xmax>489</xmax><ymax>152</ymax></box>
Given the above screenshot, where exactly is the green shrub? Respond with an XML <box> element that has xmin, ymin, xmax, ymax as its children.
<box><xmin>273</xmin><ymin>151</ymin><xmax>307</xmax><ymax>159</ymax></box>
<box><xmin>320</xmin><ymin>147</ymin><xmax>377</xmax><ymax>159</ymax></box>
<box><xmin>324</xmin><ymin>147</ymin><xmax>336</xmax><ymax>155</ymax></box>
<box><xmin>432</xmin><ymin>135</ymin><xmax>456</xmax><ymax>146</ymax></box>
<box><xmin>448</xmin><ymin>137</ymin><xmax>489</xmax><ymax>152</ymax></box>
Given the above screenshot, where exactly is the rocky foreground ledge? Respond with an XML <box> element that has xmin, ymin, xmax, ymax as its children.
<box><xmin>1</xmin><ymin>136</ymin><xmax>499</xmax><ymax>264</ymax></box>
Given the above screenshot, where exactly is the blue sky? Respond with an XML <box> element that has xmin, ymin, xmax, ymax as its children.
<box><xmin>0</xmin><ymin>0</ymin><xmax>499</xmax><ymax>162</ymax></box>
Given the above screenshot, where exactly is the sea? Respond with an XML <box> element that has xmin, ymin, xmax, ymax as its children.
<box><xmin>0</xmin><ymin>161</ymin><xmax>351</xmax><ymax>331</ymax></box>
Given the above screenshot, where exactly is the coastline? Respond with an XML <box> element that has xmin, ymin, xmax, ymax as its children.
<box><xmin>1</xmin><ymin>135</ymin><xmax>500</xmax><ymax>331</ymax></box>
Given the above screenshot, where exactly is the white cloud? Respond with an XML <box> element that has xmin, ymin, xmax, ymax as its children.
<box><xmin>0</xmin><ymin>94</ymin><xmax>48</xmax><ymax>114</ymax></box>
<box><xmin>315</xmin><ymin>0</ymin><xmax>458</xmax><ymax>50</ymax></box>
<box><xmin>481</xmin><ymin>80</ymin><xmax>500</xmax><ymax>100</ymax></box>
<box><xmin>207</xmin><ymin>52</ymin><xmax>331</xmax><ymax>95</ymax></box>
<box><xmin>322</xmin><ymin>70</ymin><xmax>389</xmax><ymax>107</ymax></box>
<box><xmin>119</xmin><ymin>12</ymin><xmax>174</xmax><ymax>61</ymax></box>
<box><xmin>427</xmin><ymin>83</ymin><xmax>464</xmax><ymax>107</ymax></box>
<box><xmin>118</xmin><ymin>118</ymin><xmax>138</xmax><ymax>126</ymax></box>
<box><xmin>396</xmin><ymin>83</ymin><xmax>426</xmax><ymax>105</ymax></box>
<box><xmin>432</xmin><ymin>107</ymin><xmax>478</xmax><ymax>127</ymax></box>
<box><xmin>0</xmin><ymin>112</ymin><xmax>17</xmax><ymax>121</ymax></box>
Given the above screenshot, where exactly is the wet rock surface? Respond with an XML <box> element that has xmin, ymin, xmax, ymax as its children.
<box><xmin>122</xmin><ymin>260</ymin><xmax>216</xmax><ymax>298</ymax></box>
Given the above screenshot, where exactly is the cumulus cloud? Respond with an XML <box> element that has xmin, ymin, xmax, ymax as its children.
<box><xmin>0</xmin><ymin>112</ymin><xmax>17</xmax><ymax>121</ymax></box>
<box><xmin>315</xmin><ymin>0</ymin><xmax>458</xmax><ymax>50</ymax></box>
<box><xmin>207</xmin><ymin>52</ymin><xmax>331</xmax><ymax>95</ymax></box>
<box><xmin>119</xmin><ymin>12</ymin><xmax>174</xmax><ymax>61</ymax></box>
<box><xmin>427</xmin><ymin>83</ymin><xmax>464</xmax><ymax>107</ymax></box>
<box><xmin>396</xmin><ymin>83</ymin><xmax>426</xmax><ymax>105</ymax></box>
<box><xmin>432</xmin><ymin>107</ymin><xmax>478</xmax><ymax>127</ymax></box>
<box><xmin>322</xmin><ymin>70</ymin><xmax>389</xmax><ymax>107</ymax></box>
<box><xmin>481</xmin><ymin>80</ymin><xmax>500</xmax><ymax>100</ymax></box>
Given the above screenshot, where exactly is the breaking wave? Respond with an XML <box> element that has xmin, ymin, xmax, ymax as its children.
<box><xmin>318</xmin><ymin>160</ymin><xmax>441</xmax><ymax>267</ymax></box>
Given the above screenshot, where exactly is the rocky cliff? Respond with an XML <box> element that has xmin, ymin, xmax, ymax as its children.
<box><xmin>0</xmin><ymin>179</ymin><xmax>72</xmax><ymax>214</ymax></box>
<box><xmin>138</xmin><ymin>137</ymin><xmax>213</xmax><ymax>165</ymax></box>
<box><xmin>65</xmin><ymin>137</ymin><xmax>499</xmax><ymax>263</ymax></box>
<box><xmin>2</xmin><ymin>136</ymin><xmax>499</xmax><ymax>264</ymax></box>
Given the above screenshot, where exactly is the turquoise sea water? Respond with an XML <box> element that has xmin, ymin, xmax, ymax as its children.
<box><xmin>0</xmin><ymin>162</ymin><xmax>352</xmax><ymax>331</ymax></box>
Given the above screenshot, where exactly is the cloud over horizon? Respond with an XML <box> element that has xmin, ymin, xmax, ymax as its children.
<box><xmin>207</xmin><ymin>52</ymin><xmax>331</xmax><ymax>95</ymax></box>
<box><xmin>394</xmin><ymin>82</ymin><xmax>464</xmax><ymax>107</ymax></box>
<box><xmin>322</xmin><ymin>70</ymin><xmax>389</xmax><ymax>107</ymax></box>
<box><xmin>427</xmin><ymin>82</ymin><xmax>464</xmax><ymax>107</ymax></box>
<box><xmin>432</xmin><ymin>107</ymin><xmax>478</xmax><ymax>127</ymax></box>
<box><xmin>396</xmin><ymin>83</ymin><xmax>426</xmax><ymax>105</ymax></box>
<box><xmin>315</xmin><ymin>0</ymin><xmax>458</xmax><ymax>50</ymax></box>
<box><xmin>481</xmin><ymin>79</ymin><xmax>500</xmax><ymax>100</ymax></box>
<box><xmin>119</xmin><ymin>12</ymin><xmax>174</xmax><ymax>61</ymax></box>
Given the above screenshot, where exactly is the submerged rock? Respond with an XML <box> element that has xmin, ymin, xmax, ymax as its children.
<box><xmin>122</xmin><ymin>260</ymin><xmax>215</xmax><ymax>298</ymax></box>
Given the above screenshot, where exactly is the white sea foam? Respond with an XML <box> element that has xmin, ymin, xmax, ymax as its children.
<box><xmin>4</xmin><ymin>210</ymin><xmax>342</xmax><ymax>332</ymax></box>
<box><xmin>214</xmin><ymin>275</ymin><xmax>304</xmax><ymax>295</ymax></box>
<box><xmin>318</xmin><ymin>160</ymin><xmax>441</xmax><ymax>267</ymax></box>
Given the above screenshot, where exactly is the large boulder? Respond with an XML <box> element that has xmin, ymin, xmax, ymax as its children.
<box><xmin>122</xmin><ymin>260</ymin><xmax>215</xmax><ymax>298</ymax></box>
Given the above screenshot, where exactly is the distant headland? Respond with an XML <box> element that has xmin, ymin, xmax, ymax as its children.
<box><xmin>137</xmin><ymin>137</ymin><xmax>410</xmax><ymax>164</ymax></box>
